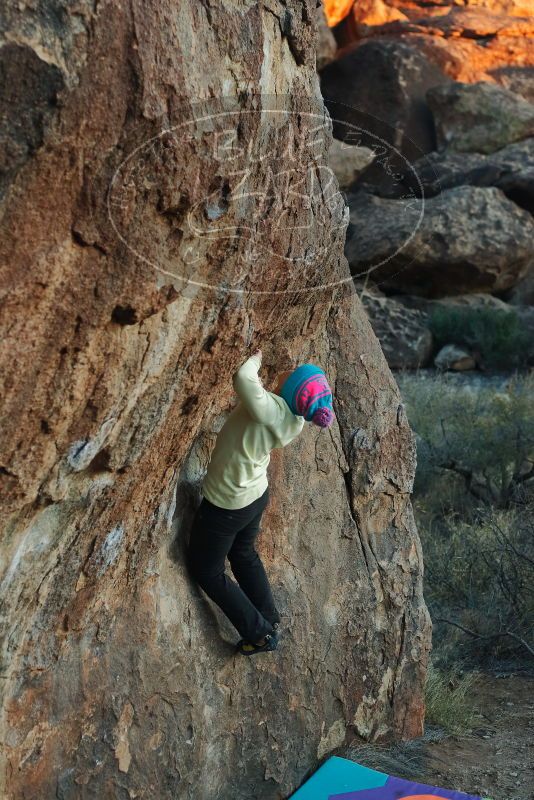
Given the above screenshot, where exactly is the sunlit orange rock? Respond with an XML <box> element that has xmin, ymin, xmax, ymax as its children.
<box><xmin>326</xmin><ymin>2</ymin><xmax>534</xmax><ymax>102</ymax></box>
<box><xmin>324</xmin><ymin>0</ymin><xmax>355</xmax><ymax>27</ymax></box>
<box><xmin>326</xmin><ymin>0</ymin><xmax>534</xmax><ymax>25</ymax></box>
<box><xmin>351</xmin><ymin>0</ymin><xmax>409</xmax><ymax>28</ymax></box>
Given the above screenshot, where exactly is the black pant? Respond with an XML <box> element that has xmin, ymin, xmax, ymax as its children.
<box><xmin>186</xmin><ymin>487</ymin><xmax>280</xmax><ymax>642</ymax></box>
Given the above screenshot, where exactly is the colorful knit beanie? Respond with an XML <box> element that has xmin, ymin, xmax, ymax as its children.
<box><xmin>280</xmin><ymin>364</ymin><xmax>335</xmax><ymax>428</ymax></box>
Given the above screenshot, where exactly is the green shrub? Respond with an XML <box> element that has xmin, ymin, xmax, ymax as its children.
<box><xmin>428</xmin><ymin>305</ymin><xmax>531</xmax><ymax>369</ymax></box>
<box><xmin>419</xmin><ymin>505</ymin><xmax>534</xmax><ymax>664</ymax></box>
<box><xmin>399</xmin><ymin>373</ymin><xmax>534</xmax><ymax>509</ymax></box>
<box><xmin>425</xmin><ymin>663</ymin><xmax>478</xmax><ymax>734</ymax></box>
<box><xmin>399</xmin><ymin>373</ymin><xmax>534</xmax><ymax>665</ymax></box>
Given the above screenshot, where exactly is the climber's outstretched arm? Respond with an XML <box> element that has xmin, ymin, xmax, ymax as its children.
<box><xmin>233</xmin><ymin>351</ymin><xmax>281</xmax><ymax>425</ymax></box>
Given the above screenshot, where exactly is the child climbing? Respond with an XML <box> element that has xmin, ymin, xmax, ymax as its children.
<box><xmin>186</xmin><ymin>349</ymin><xmax>335</xmax><ymax>656</ymax></box>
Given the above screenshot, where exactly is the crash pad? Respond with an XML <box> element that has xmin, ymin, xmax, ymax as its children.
<box><xmin>289</xmin><ymin>756</ymin><xmax>491</xmax><ymax>800</ymax></box>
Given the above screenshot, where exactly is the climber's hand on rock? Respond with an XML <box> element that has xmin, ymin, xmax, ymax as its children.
<box><xmin>252</xmin><ymin>348</ymin><xmax>262</xmax><ymax>362</ymax></box>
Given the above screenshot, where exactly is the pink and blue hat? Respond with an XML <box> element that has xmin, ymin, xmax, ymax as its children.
<box><xmin>280</xmin><ymin>364</ymin><xmax>335</xmax><ymax>428</ymax></box>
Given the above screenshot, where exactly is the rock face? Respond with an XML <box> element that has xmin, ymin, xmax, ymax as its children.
<box><xmin>0</xmin><ymin>3</ymin><xmax>430</xmax><ymax>799</ymax></box>
<box><xmin>505</xmin><ymin>270</ymin><xmax>534</xmax><ymax>305</ymax></box>
<box><xmin>427</xmin><ymin>81</ymin><xmax>534</xmax><ymax>154</ymax></box>
<box><xmin>329</xmin><ymin>4</ymin><xmax>534</xmax><ymax>101</ymax></box>
<box><xmin>361</xmin><ymin>292</ymin><xmax>434</xmax><ymax>369</ymax></box>
<box><xmin>320</xmin><ymin>39</ymin><xmax>451</xmax><ymax>167</ymax></box>
<box><xmin>397</xmin><ymin>138</ymin><xmax>534</xmax><ymax>214</ymax></box>
<box><xmin>316</xmin><ymin>3</ymin><xmax>338</xmax><ymax>69</ymax></box>
<box><xmin>434</xmin><ymin>344</ymin><xmax>476</xmax><ymax>371</ymax></box>
<box><xmin>328</xmin><ymin>138</ymin><xmax>376</xmax><ymax>188</ymax></box>
<box><xmin>345</xmin><ymin>185</ymin><xmax>534</xmax><ymax>296</ymax></box>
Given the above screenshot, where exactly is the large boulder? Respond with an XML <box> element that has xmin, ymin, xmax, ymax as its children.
<box><xmin>340</xmin><ymin>0</ymin><xmax>534</xmax><ymax>23</ymax></box>
<box><xmin>324</xmin><ymin>0</ymin><xmax>355</xmax><ymax>28</ymax></box>
<box><xmin>350</xmin><ymin>0</ymin><xmax>408</xmax><ymax>30</ymax></box>
<box><xmin>405</xmin><ymin>138</ymin><xmax>534</xmax><ymax>213</ymax></box>
<box><xmin>397</xmin><ymin>292</ymin><xmax>517</xmax><ymax>315</ymax></box>
<box><xmin>0</xmin><ymin>2</ymin><xmax>430</xmax><ymax>798</ymax></box>
<box><xmin>505</xmin><ymin>269</ymin><xmax>534</xmax><ymax>305</ymax></box>
<box><xmin>427</xmin><ymin>80</ymin><xmax>534</xmax><ymax>154</ymax></box>
<box><xmin>361</xmin><ymin>291</ymin><xmax>434</xmax><ymax>369</ymax></box>
<box><xmin>493</xmin><ymin>66</ymin><xmax>534</xmax><ymax>105</ymax></box>
<box><xmin>434</xmin><ymin>344</ymin><xmax>476</xmax><ymax>371</ymax></box>
<box><xmin>327</xmin><ymin>138</ymin><xmax>376</xmax><ymax>188</ymax></box>
<box><xmin>365</xmin><ymin>137</ymin><xmax>534</xmax><ymax>214</ymax></box>
<box><xmin>345</xmin><ymin>185</ymin><xmax>534</xmax><ymax>296</ymax></box>
<box><xmin>316</xmin><ymin>3</ymin><xmax>338</xmax><ymax>69</ymax></box>
<box><xmin>320</xmin><ymin>39</ymin><xmax>451</xmax><ymax>187</ymax></box>
<box><xmin>330</xmin><ymin>6</ymin><xmax>534</xmax><ymax>101</ymax></box>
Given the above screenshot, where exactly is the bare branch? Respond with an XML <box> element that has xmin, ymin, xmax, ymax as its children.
<box><xmin>435</xmin><ymin>617</ymin><xmax>534</xmax><ymax>658</ymax></box>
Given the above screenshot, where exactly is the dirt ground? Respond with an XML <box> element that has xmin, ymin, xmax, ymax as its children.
<box><xmin>340</xmin><ymin>672</ymin><xmax>534</xmax><ymax>800</ymax></box>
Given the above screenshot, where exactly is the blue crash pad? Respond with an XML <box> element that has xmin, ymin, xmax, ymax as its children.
<box><xmin>289</xmin><ymin>756</ymin><xmax>487</xmax><ymax>800</ymax></box>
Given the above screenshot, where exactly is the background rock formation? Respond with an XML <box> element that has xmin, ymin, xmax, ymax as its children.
<box><xmin>0</xmin><ymin>2</ymin><xmax>430</xmax><ymax>798</ymax></box>
<box><xmin>319</xmin><ymin>0</ymin><xmax>534</xmax><ymax>371</ymax></box>
<box><xmin>360</xmin><ymin>289</ymin><xmax>434</xmax><ymax>369</ymax></box>
<box><xmin>327</xmin><ymin>0</ymin><xmax>534</xmax><ymax>99</ymax></box>
<box><xmin>320</xmin><ymin>39</ymin><xmax>451</xmax><ymax>165</ymax></box>
<box><xmin>427</xmin><ymin>81</ymin><xmax>534</xmax><ymax>153</ymax></box>
<box><xmin>345</xmin><ymin>184</ymin><xmax>534</xmax><ymax>296</ymax></box>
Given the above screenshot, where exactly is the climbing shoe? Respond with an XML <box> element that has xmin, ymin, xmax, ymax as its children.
<box><xmin>236</xmin><ymin>626</ymin><xmax>279</xmax><ymax>656</ymax></box>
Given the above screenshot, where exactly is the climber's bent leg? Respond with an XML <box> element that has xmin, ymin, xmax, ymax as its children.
<box><xmin>227</xmin><ymin>501</ymin><xmax>280</xmax><ymax>627</ymax></box>
<box><xmin>193</xmin><ymin>567</ymin><xmax>273</xmax><ymax>643</ymax></box>
<box><xmin>186</xmin><ymin>490</ymin><xmax>275</xmax><ymax>643</ymax></box>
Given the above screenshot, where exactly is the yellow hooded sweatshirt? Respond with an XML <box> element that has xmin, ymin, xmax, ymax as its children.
<box><xmin>202</xmin><ymin>353</ymin><xmax>305</xmax><ymax>509</ymax></box>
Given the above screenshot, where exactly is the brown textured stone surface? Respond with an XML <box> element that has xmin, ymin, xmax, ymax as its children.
<box><xmin>0</xmin><ymin>2</ymin><xmax>430</xmax><ymax>798</ymax></box>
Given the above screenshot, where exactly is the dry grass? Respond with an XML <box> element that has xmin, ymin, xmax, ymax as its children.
<box><xmin>425</xmin><ymin>663</ymin><xmax>479</xmax><ymax>735</ymax></box>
